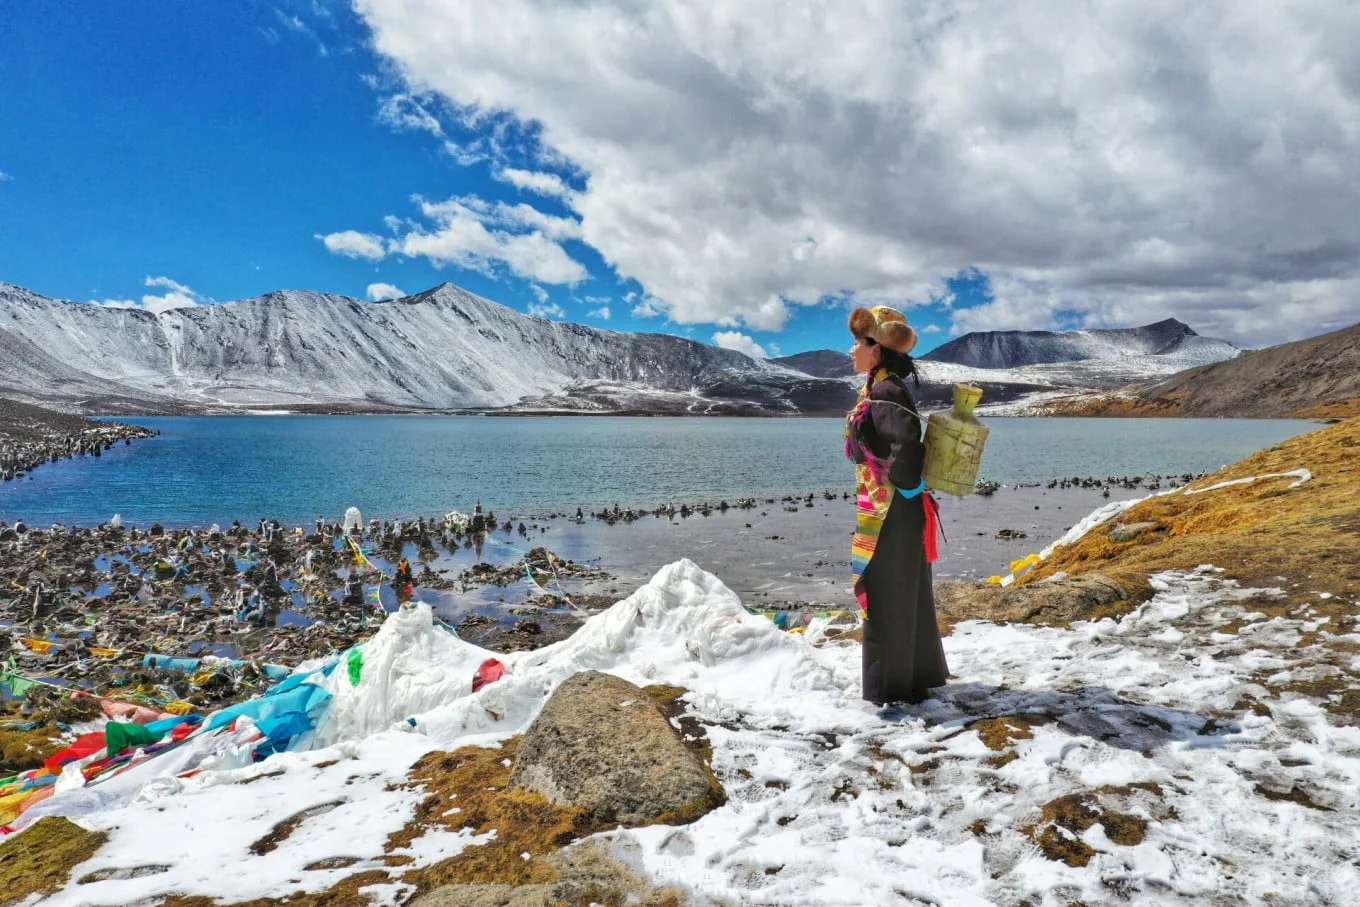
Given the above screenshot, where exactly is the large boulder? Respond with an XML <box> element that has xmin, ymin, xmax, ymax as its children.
<box><xmin>507</xmin><ymin>671</ymin><xmax>724</xmax><ymax>826</ymax></box>
<box><xmin>934</xmin><ymin>574</ymin><xmax>1130</xmax><ymax>627</ymax></box>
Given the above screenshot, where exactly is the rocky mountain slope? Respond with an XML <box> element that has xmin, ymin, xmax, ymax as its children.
<box><xmin>771</xmin><ymin>350</ymin><xmax>855</xmax><ymax>378</ymax></box>
<box><xmin>0</xmin><ymin>282</ymin><xmax>854</xmax><ymax>416</ymax></box>
<box><xmin>1039</xmin><ymin>321</ymin><xmax>1360</xmax><ymax>418</ymax></box>
<box><xmin>922</xmin><ymin>318</ymin><xmax>1240</xmax><ymax>369</ymax></box>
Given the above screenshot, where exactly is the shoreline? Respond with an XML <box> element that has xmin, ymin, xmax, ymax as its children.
<box><xmin>23</xmin><ymin>400</ymin><xmax>1339</xmax><ymax>420</ymax></box>
<box><xmin>0</xmin><ymin>399</ymin><xmax>156</xmax><ymax>484</ymax></box>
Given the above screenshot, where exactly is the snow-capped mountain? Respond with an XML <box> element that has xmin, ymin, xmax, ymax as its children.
<box><xmin>779</xmin><ymin>319</ymin><xmax>1243</xmax><ymax>413</ymax></box>
<box><xmin>0</xmin><ymin>282</ymin><xmax>854</xmax><ymax>415</ymax></box>
<box><xmin>922</xmin><ymin>318</ymin><xmax>1241</xmax><ymax>369</ymax></box>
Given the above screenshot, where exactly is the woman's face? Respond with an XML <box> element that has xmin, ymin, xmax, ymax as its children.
<box><xmin>850</xmin><ymin>335</ymin><xmax>881</xmax><ymax>373</ymax></box>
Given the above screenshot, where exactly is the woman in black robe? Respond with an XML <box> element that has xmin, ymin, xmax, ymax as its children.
<box><xmin>845</xmin><ymin>305</ymin><xmax>949</xmax><ymax>705</ymax></box>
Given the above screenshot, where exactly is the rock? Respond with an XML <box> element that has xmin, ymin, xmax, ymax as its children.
<box><xmin>507</xmin><ymin>671</ymin><xmax>724</xmax><ymax>825</ymax></box>
<box><xmin>935</xmin><ymin>574</ymin><xmax>1129</xmax><ymax>626</ymax></box>
<box><xmin>411</xmin><ymin>840</ymin><xmax>687</xmax><ymax>907</ymax></box>
<box><xmin>995</xmin><ymin>528</ymin><xmax>1028</xmax><ymax>540</ymax></box>
<box><xmin>1108</xmin><ymin>520</ymin><xmax>1162</xmax><ymax>542</ymax></box>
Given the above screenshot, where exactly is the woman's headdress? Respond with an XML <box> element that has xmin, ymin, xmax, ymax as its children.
<box><xmin>848</xmin><ymin>305</ymin><xmax>917</xmax><ymax>354</ymax></box>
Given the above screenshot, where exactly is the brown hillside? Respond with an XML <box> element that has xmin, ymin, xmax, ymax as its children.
<box><xmin>1037</xmin><ymin>321</ymin><xmax>1360</xmax><ymax>417</ymax></box>
<box><xmin>1018</xmin><ymin>417</ymin><xmax>1360</xmax><ymax>602</ymax></box>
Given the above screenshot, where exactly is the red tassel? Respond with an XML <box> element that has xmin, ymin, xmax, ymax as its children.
<box><xmin>922</xmin><ymin>493</ymin><xmax>942</xmax><ymax>563</ymax></box>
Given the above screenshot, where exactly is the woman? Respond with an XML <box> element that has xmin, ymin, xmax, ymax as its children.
<box><xmin>844</xmin><ymin>305</ymin><xmax>949</xmax><ymax>705</ymax></box>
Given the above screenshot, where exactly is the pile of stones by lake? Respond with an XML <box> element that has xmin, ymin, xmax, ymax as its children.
<box><xmin>0</xmin><ymin>399</ymin><xmax>156</xmax><ymax>483</ymax></box>
<box><xmin>0</xmin><ymin>513</ymin><xmax>611</xmax><ymax>742</ymax></box>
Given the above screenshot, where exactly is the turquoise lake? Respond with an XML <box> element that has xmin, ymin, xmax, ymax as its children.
<box><xmin>0</xmin><ymin>415</ymin><xmax>1316</xmax><ymax>527</ymax></box>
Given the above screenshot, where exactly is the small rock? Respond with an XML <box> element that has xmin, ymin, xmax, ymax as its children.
<box><xmin>995</xmin><ymin>528</ymin><xmax>1028</xmax><ymax>540</ymax></box>
<box><xmin>1108</xmin><ymin>521</ymin><xmax>1162</xmax><ymax>542</ymax></box>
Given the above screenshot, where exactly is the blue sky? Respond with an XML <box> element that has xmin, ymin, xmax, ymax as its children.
<box><xmin>0</xmin><ymin>1</ymin><xmax>976</xmax><ymax>358</ymax></box>
<box><xmin>2</xmin><ymin>2</ymin><xmax>1355</xmax><ymax>355</ymax></box>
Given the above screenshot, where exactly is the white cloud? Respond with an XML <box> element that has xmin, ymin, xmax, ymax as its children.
<box><xmin>921</xmin><ymin>324</ymin><xmax>941</xmax><ymax>334</ymax></box>
<box><xmin>528</xmin><ymin>301</ymin><xmax>566</xmax><ymax>319</ymax></box>
<box><xmin>325</xmin><ymin>195</ymin><xmax>587</xmax><ymax>285</ymax></box>
<box><xmin>712</xmin><ymin>330</ymin><xmax>768</xmax><ymax>359</ymax></box>
<box><xmin>354</xmin><ymin>0</ymin><xmax>1360</xmax><ymax>346</ymax></box>
<box><xmin>144</xmin><ymin>276</ymin><xmax>195</xmax><ymax>295</ymax></box>
<box><xmin>274</xmin><ymin>8</ymin><xmax>328</xmax><ymax>55</ymax></box>
<box><xmin>0</xmin><ymin>171</ymin><xmax>11</xmax><ymax>182</ymax></box>
<box><xmin>93</xmin><ymin>276</ymin><xmax>210</xmax><ymax>315</ymax></box>
<box><xmin>317</xmin><ymin>230</ymin><xmax>388</xmax><ymax>260</ymax></box>
<box><xmin>377</xmin><ymin>93</ymin><xmax>445</xmax><ymax>138</ymax></box>
<box><xmin>367</xmin><ymin>282</ymin><xmax>406</xmax><ymax>300</ymax></box>
<box><xmin>588</xmin><ymin>305</ymin><xmax>610</xmax><ymax>320</ymax></box>
<box><xmin>499</xmin><ymin>168</ymin><xmax>570</xmax><ymax>198</ymax></box>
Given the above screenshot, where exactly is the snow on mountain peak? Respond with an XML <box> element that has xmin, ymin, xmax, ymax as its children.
<box><xmin>0</xmin><ymin>280</ymin><xmax>854</xmax><ymax>415</ymax></box>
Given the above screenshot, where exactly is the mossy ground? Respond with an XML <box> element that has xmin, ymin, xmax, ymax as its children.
<box><xmin>1</xmin><ymin>693</ymin><xmax>105</xmax><ymax>775</ymax></box>
<box><xmin>0</xmin><ymin>816</ymin><xmax>108</xmax><ymax>903</ymax></box>
<box><xmin>1021</xmin><ymin>788</ymin><xmax>1157</xmax><ymax>867</ymax></box>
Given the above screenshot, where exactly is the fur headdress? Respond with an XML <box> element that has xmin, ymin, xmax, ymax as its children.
<box><xmin>848</xmin><ymin>305</ymin><xmax>917</xmax><ymax>355</ymax></box>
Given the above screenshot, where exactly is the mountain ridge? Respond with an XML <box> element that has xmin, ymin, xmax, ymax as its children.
<box><xmin>0</xmin><ymin>281</ymin><xmax>853</xmax><ymax>415</ymax></box>
<box><xmin>921</xmin><ymin>318</ymin><xmax>1241</xmax><ymax>369</ymax></box>
<box><xmin>1036</xmin><ymin>321</ymin><xmax>1360</xmax><ymax>418</ymax></box>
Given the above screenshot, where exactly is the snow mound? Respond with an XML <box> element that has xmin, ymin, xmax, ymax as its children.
<box><xmin>413</xmin><ymin>558</ymin><xmax>824</xmax><ymax>744</ymax></box>
<box><xmin>311</xmin><ymin>603</ymin><xmax>493</xmax><ymax>746</ymax></box>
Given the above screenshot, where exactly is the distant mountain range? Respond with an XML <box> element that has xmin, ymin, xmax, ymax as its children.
<box><xmin>778</xmin><ymin>319</ymin><xmax>1244</xmax><ymax>411</ymax></box>
<box><xmin>1038</xmin><ymin>321</ymin><xmax>1360</xmax><ymax>419</ymax></box>
<box><xmin>0</xmin><ymin>280</ymin><xmax>1248</xmax><ymax>416</ymax></box>
<box><xmin>921</xmin><ymin>318</ymin><xmax>1241</xmax><ymax>369</ymax></box>
<box><xmin>0</xmin><ymin>282</ymin><xmax>854</xmax><ymax>415</ymax></box>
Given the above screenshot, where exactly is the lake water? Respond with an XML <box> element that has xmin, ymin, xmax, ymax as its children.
<box><xmin>0</xmin><ymin>415</ymin><xmax>1315</xmax><ymax>527</ymax></box>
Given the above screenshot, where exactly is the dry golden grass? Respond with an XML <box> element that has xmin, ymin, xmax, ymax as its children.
<box><xmin>1289</xmin><ymin>400</ymin><xmax>1360</xmax><ymax>419</ymax></box>
<box><xmin>1036</xmin><ymin>394</ymin><xmax>1360</xmax><ymax>419</ymax></box>
<box><xmin>1019</xmin><ymin>417</ymin><xmax>1360</xmax><ymax>607</ymax></box>
<box><xmin>395</xmin><ymin>740</ymin><xmax>591</xmax><ymax>893</ymax></box>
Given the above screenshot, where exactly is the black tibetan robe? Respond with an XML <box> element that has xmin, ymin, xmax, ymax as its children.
<box><xmin>846</xmin><ymin>370</ymin><xmax>949</xmax><ymax>705</ymax></box>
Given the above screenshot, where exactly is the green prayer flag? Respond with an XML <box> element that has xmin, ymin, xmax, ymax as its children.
<box><xmin>104</xmin><ymin>720</ymin><xmax>162</xmax><ymax>754</ymax></box>
<box><xmin>0</xmin><ymin>671</ymin><xmax>39</xmax><ymax>697</ymax></box>
<box><xmin>347</xmin><ymin>648</ymin><xmax>363</xmax><ymax>687</ymax></box>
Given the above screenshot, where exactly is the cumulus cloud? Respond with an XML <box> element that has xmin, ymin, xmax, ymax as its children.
<box><xmin>395</xmin><ymin>196</ymin><xmax>587</xmax><ymax>284</ymax></box>
<box><xmin>712</xmin><ymin>330</ymin><xmax>768</xmax><ymax>359</ymax></box>
<box><xmin>588</xmin><ymin>305</ymin><xmax>610</xmax><ymax>320</ymax></box>
<box><xmin>367</xmin><ymin>282</ymin><xmax>406</xmax><ymax>300</ymax></box>
<box><xmin>317</xmin><ymin>230</ymin><xmax>388</xmax><ymax>260</ymax></box>
<box><xmin>94</xmin><ymin>276</ymin><xmax>211</xmax><ymax>314</ymax></box>
<box><xmin>353</xmin><ymin>0</ymin><xmax>1360</xmax><ymax>346</ymax></box>
<box><xmin>322</xmin><ymin>195</ymin><xmax>587</xmax><ymax>285</ymax></box>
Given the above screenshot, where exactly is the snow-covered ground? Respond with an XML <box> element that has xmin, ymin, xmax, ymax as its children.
<box><xmin>17</xmin><ymin>550</ymin><xmax>1360</xmax><ymax>905</ymax></box>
